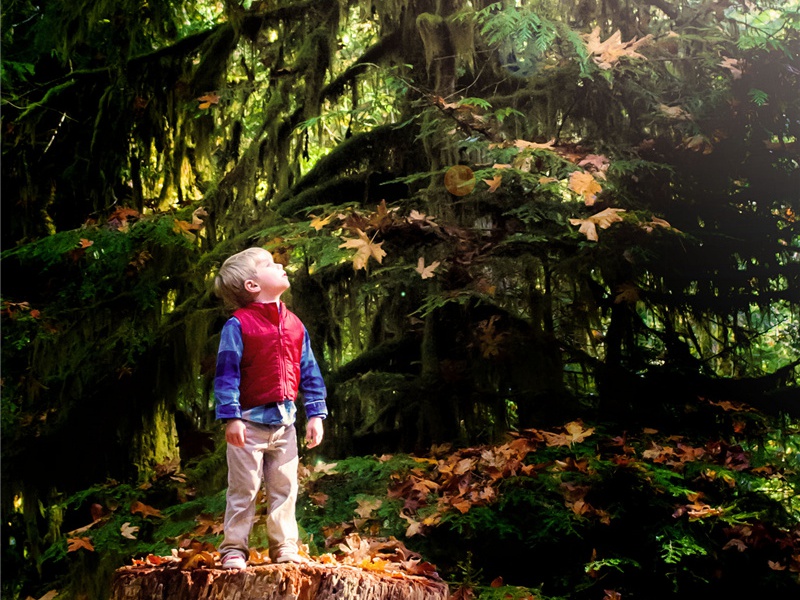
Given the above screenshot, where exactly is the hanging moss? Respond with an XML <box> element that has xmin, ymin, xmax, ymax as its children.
<box><xmin>415</xmin><ymin>13</ymin><xmax>445</xmax><ymax>73</ymax></box>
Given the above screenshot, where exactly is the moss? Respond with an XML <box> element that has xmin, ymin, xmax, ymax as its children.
<box><xmin>415</xmin><ymin>13</ymin><xmax>445</xmax><ymax>73</ymax></box>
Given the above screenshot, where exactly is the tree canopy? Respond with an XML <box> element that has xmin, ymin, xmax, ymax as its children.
<box><xmin>2</xmin><ymin>1</ymin><xmax>799</xmax><ymax>599</ymax></box>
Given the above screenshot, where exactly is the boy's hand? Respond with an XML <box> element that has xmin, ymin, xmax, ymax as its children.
<box><xmin>225</xmin><ymin>419</ymin><xmax>247</xmax><ymax>447</ymax></box>
<box><xmin>305</xmin><ymin>416</ymin><xmax>324</xmax><ymax>449</ymax></box>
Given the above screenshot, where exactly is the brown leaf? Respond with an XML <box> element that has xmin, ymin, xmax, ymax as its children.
<box><xmin>514</xmin><ymin>139</ymin><xmax>556</xmax><ymax>151</ymax></box>
<box><xmin>355</xmin><ymin>498</ymin><xmax>382</xmax><ymax>518</ymax></box>
<box><xmin>197</xmin><ymin>92</ymin><xmax>220</xmax><ymax>109</ymax></box>
<box><xmin>67</xmin><ymin>537</ymin><xmax>94</xmax><ymax>552</ymax></box>
<box><xmin>130</xmin><ymin>500</ymin><xmax>163</xmax><ymax>519</ymax></box>
<box><xmin>483</xmin><ymin>175</ymin><xmax>502</xmax><ymax>193</ymax></box>
<box><xmin>584</xmin><ymin>27</ymin><xmax>652</xmax><ymax>69</ymax></box>
<box><xmin>569</xmin><ymin>208</ymin><xmax>626</xmax><ymax>241</ymax></box>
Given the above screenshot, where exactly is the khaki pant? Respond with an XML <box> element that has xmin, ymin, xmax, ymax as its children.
<box><xmin>219</xmin><ymin>421</ymin><xmax>299</xmax><ymax>561</ymax></box>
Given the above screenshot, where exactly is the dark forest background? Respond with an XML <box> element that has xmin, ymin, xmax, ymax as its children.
<box><xmin>2</xmin><ymin>1</ymin><xmax>799</xmax><ymax>599</ymax></box>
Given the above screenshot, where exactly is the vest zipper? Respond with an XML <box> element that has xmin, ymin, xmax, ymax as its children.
<box><xmin>278</xmin><ymin>307</ymin><xmax>287</xmax><ymax>399</ymax></box>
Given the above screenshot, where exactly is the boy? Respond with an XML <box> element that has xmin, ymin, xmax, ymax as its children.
<box><xmin>213</xmin><ymin>247</ymin><xmax>327</xmax><ymax>570</ymax></box>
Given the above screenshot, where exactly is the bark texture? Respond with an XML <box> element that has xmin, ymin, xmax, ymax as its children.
<box><xmin>111</xmin><ymin>564</ymin><xmax>449</xmax><ymax>600</ymax></box>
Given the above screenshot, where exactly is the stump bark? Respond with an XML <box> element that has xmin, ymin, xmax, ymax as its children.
<box><xmin>111</xmin><ymin>563</ymin><xmax>450</xmax><ymax>600</ymax></box>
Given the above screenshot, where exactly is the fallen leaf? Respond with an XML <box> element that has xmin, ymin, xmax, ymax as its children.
<box><xmin>483</xmin><ymin>175</ymin><xmax>502</xmax><ymax>193</ymax></box>
<box><xmin>569</xmin><ymin>171</ymin><xmax>602</xmax><ymax>204</ymax></box>
<box><xmin>355</xmin><ymin>498</ymin><xmax>383</xmax><ymax>518</ymax></box>
<box><xmin>67</xmin><ymin>537</ymin><xmax>94</xmax><ymax>552</ymax></box>
<box><xmin>583</xmin><ymin>27</ymin><xmax>652</xmax><ymax>69</ymax></box>
<box><xmin>120</xmin><ymin>522</ymin><xmax>139</xmax><ymax>540</ymax></box>
<box><xmin>197</xmin><ymin>92</ymin><xmax>220</xmax><ymax>109</ymax></box>
<box><xmin>659</xmin><ymin>104</ymin><xmax>691</xmax><ymax>120</ymax></box>
<box><xmin>569</xmin><ymin>208</ymin><xmax>626</xmax><ymax>241</ymax></box>
<box><xmin>130</xmin><ymin>500</ymin><xmax>163</xmax><ymax>519</ymax></box>
<box><xmin>719</xmin><ymin>57</ymin><xmax>743</xmax><ymax>79</ymax></box>
<box><xmin>514</xmin><ymin>138</ymin><xmax>556</xmax><ymax>150</ymax></box>
<box><xmin>416</xmin><ymin>257</ymin><xmax>441</xmax><ymax>279</ymax></box>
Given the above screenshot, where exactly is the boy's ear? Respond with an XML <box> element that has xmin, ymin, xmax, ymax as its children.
<box><xmin>244</xmin><ymin>279</ymin><xmax>260</xmax><ymax>292</ymax></box>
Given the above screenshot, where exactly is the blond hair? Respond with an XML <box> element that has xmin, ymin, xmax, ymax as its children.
<box><xmin>214</xmin><ymin>247</ymin><xmax>269</xmax><ymax>310</ymax></box>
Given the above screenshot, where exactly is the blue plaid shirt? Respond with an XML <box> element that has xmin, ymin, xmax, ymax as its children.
<box><xmin>214</xmin><ymin>313</ymin><xmax>328</xmax><ymax>425</ymax></box>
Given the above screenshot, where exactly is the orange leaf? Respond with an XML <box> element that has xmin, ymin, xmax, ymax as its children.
<box><xmin>67</xmin><ymin>537</ymin><xmax>94</xmax><ymax>552</ymax></box>
<box><xmin>309</xmin><ymin>213</ymin><xmax>335</xmax><ymax>231</ymax></box>
<box><xmin>569</xmin><ymin>171</ymin><xmax>602</xmax><ymax>203</ymax></box>
<box><xmin>339</xmin><ymin>229</ymin><xmax>386</xmax><ymax>271</ymax></box>
<box><xmin>483</xmin><ymin>175</ymin><xmax>502</xmax><ymax>193</ymax></box>
<box><xmin>197</xmin><ymin>92</ymin><xmax>220</xmax><ymax>109</ymax></box>
<box><xmin>490</xmin><ymin>576</ymin><xmax>504</xmax><ymax>587</ymax></box>
<box><xmin>130</xmin><ymin>500</ymin><xmax>163</xmax><ymax>519</ymax></box>
<box><xmin>514</xmin><ymin>139</ymin><xmax>555</xmax><ymax>151</ymax></box>
<box><xmin>569</xmin><ymin>208</ymin><xmax>626</xmax><ymax>242</ymax></box>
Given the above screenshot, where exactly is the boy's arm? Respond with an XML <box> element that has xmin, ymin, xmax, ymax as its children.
<box><xmin>298</xmin><ymin>328</ymin><xmax>328</xmax><ymax>420</ymax></box>
<box><xmin>214</xmin><ymin>318</ymin><xmax>244</xmax><ymax>421</ymax></box>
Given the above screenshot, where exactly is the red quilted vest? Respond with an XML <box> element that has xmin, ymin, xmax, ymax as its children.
<box><xmin>232</xmin><ymin>302</ymin><xmax>305</xmax><ymax>410</ymax></box>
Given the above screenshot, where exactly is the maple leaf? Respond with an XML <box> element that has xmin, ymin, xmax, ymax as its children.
<box><xmin>67</xmin><ymin>537</ymin><xmax>94</xmax><ymax>552</ymax></box>
<box><xmin>543</xmin><ymin>421</ymin><xmax>595</xmax><ymax>446</ymax></box>
<box><xmin>313</xmin><ymin>460</ymin><xmax>338</xmax><ymax>475</ymax></box>
<box><xmin>641</xmin><ymin>216</ymin><xmax>674</xmax><ymax>233</ymax></box>
<box><xmin>514</xmin><ymin>138</ymin><xmax>556</xmax><ymax>151</ymax></box>
<box><xmin>569</xmin><ymin>171</ymin><xmax>602</xmax><ymax>205</ymax></box>
<box><xmin>130</xmin><ymin>500</ymin><xmax>163</xmax><ymax>518</ymax></box>
<box><xmin>569</xmin><ymin>208</ymin><xmax>626</xmax><ymax>241</ymax></box>
<box><xmin>416</xmin><ymin>257</ymin><xmax>441</xmax><ymax>279</ymax></box>
<box><xmin>584</xmin><ymin>27</ymin><xmax>652</xmax><ymax>69</ymax></box>
<box><xmin>483</xmin><ymin>175</ymin><xmax>502</xmax><ymax>192</ymax></box>
<box><xmin>309</xmin><ymin>213</ymin><xmax>335</xmax><ymax>231</ymax></box>
<box><xmin>179</xmin><ymin>549</ymin><xmax>217</xmax><ymax>570</ymax></box>
<box><xmin>719</xmin><ymin>57</ymin><xmax>743</xmax><ymax>79</ymax></box>
<box><xmin>78</xmin><ymin>238</ymin><xmax>94</xmax><ymax>249</ymax></box>
<box><xmin>683</xmin><ymin>134</ymin><xmax>713</xmax><ymax>154</ymax></box>
<box><xmin>339</xmin><ymin>229</ymin><xmax>386</xmax><ymax>271</ymax></box>
<box><xmin>355</xmin><ymin>497</ymin><xmax>382</xmax><ymax>518</ymax></box>
<box><xmin>578</xmin><ymin>154</ymin><xmax>610</xmax><ymax>179</ymax></box>
<box><xmin>120</xmin><ymin>522</ymin><xmax>139</xmax><ymax>540</ymax></box>
<box><xmin>309</xmin><ymin>492</ymin><xmax>329</xmax><ymax>506</ymax></box>
<box><xmin>658</xmin><ymin>103</ymin><xmax>691</xmax><ymax>120</ymax></box>
<box><xmin>368</xmin><ymin>199</ymin><xmax>398</xmax><ymax>230</ymax></box>
<box><xmin>407</xmin><ymin>209</ymin><xmax>438</xmax><ymax>228</ymax></box>
<box><xmin>197</xmin><ymin>92</ymin><xmax>220</xmax><ymax>109</ymax></box>
<box><xmin>173</xmin><ymin>219</ymin><xmax>199</xmax><ymax>240</ymax></box>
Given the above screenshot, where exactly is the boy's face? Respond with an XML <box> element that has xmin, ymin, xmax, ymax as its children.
<box><xmin>246</xmin><ymin>250</ymin><xmax>290</xmax><ymax>301</ymax></box>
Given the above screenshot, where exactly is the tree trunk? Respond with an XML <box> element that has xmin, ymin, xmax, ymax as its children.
<box><xmin>111</xmin><ymin>563</ymin><xmax>449</xmax><ymax>600</ymax></box>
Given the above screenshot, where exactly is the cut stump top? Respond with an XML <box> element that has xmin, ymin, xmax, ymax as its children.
<box><xmin>111</xmin><ymin>562</ymin><xmax>450</xmax><ymax>600</ymax></box>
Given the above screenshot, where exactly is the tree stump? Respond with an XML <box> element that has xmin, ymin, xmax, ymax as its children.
<box><xmin>111</xmin><ymin>563</ymin><xmax>450</xmax><ymax>600</ymax></box>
